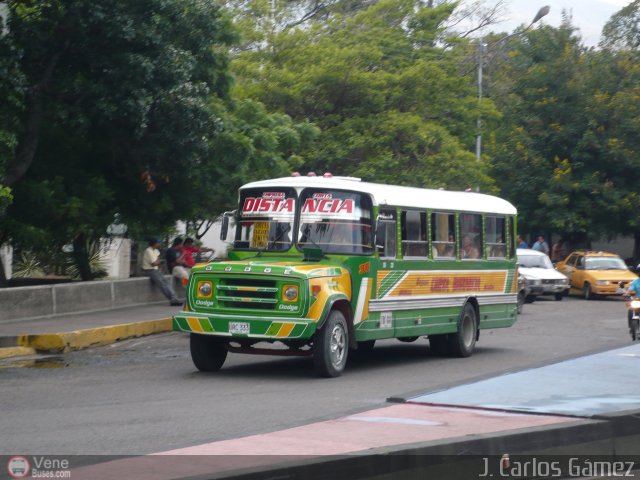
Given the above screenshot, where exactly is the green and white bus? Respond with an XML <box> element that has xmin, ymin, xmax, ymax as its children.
<box><xmin>173</xmin><ymin>175</ymin><xmax>519</xmax><ymax>377</ymax></box>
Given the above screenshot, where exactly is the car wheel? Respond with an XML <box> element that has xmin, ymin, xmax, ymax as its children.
<box><xmin>525</xmin><ymin>295</ymin><xmax>536</xmax><ymax>304</ymax></box>
<box><xmin>583</xmin><ymin>283</ymin><xmax>592</xmax><ymax>300</ymax></box>
<box><xmin>554</xmin><ymin>292</ymin><xmax>563</xmax><ymax>301</ymax></box>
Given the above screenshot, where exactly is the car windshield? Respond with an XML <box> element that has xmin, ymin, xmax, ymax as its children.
<box><xmin>519</xmin><ymin>254</ymin><xmax>554</xmax><ymax>269</ymax></box>
<box><xmin>298</xmin><ymin>188</ymin><xmax>374</xmax><ymax>255</ymax></box>
<box><xmin>584</xmin><ymin>256</ymin><xmax>628</xmax><ymax>270</ymax></box>
<box><xmin>234</xmin><ymin>188</ymin><xmax>296</xmax><ymax>251</ymax></box>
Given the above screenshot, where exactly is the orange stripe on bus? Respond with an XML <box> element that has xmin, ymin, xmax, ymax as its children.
<box><xmin>277</xmin><ymin>323</ymin><xmax>295</xmax><ymax>337</ymax></box>
<box><xmin>187</xmin><ymin>317</ymin><xmax>204</xmax><ymax>333</ymax></box>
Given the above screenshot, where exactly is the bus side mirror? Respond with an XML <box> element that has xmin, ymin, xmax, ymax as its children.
<box><xmin>220</xmin><ymin>211</ymin><xmax>235</xmax><ymax>241</ymax></box>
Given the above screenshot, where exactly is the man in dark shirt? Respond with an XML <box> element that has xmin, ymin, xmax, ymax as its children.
<box><xmin>165</xmin><ymin>237</ymin><xmax>188</xmax><ymax>282</ymax></box>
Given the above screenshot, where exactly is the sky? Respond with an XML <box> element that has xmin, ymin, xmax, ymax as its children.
<box><xmin>495</xmin><ymin>0</ymin><xmax>633</xmax><ymax>46</ymax></box>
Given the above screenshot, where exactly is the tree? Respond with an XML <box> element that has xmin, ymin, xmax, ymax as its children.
<box><xmin>600</xmin><ymin>0</ymin><xmax>640</xmax><ymax>51</ymax></box>
<box><xmin>232</xmin><ymin>0</ymin><xmax>496</xmax><ymax>191</ymax></box>
<box><xmin>487</xmin><ymin>22</ymin><xmax>598</xmax><ymax>244</ymax></box>
<box><xmin>1</xmin><ymin>0</ymin><xmax>237</xmax><ymax>280</ymax></box>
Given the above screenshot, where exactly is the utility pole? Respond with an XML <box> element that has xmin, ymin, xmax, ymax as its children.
<box><xmin>476</xmin><ymin>6</ymin><xmax>550</xmax><ymax>163</ymax></box>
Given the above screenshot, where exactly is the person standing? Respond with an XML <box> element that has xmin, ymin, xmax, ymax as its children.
<box><xmin>517</xmin><ymin>235</ymin><xmax>528</xmax><ymax>249</ymax></box>
<box><xmin>551</xmin><ymin>239</ymin><xmax>566</xmax><ymax>263</ymax></box>
<box><xmin>532</xmin><ymin>235</ymin><xmax>550</xmax><ymax>255</ymax></box>
<box><xmin>142</xmin><ymin>238</ymin><xmax>182</xmax><ymax>306</ymax></box>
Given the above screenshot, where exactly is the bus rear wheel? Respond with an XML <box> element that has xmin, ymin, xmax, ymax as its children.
<box><xmin>313</xmin><ymin>310</ymin><xmax>349</xmax><ymax>377</ymax></box>
<box><xmin>190</xmin><ymin>333</ymin><xmax>228</xmax><ymax>372</ymax></box>
<box><xmin>448</xmin><ymin>303</ymin><xmax>477</xmax><ymax>357</ymax></box>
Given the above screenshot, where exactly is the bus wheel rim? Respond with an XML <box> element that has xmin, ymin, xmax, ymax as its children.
<box><xmin>330</xmin><ymin>324</ymin><xmax>346</xmax><ymax>366</ymax></box>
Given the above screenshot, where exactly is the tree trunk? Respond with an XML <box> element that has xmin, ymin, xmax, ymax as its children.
<box><xmin>72</xmin><ymin>233</ymin><xmax>93</xmax><ymax>281</ymax></box>
<box><xmin>4</xmin><ymin>43</ymin><xmax>68</xmax><ymax>187</ymax></box>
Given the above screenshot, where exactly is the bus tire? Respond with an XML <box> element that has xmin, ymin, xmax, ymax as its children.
<box><xmin>313</xmin><ymin>310</ymin><xmax>349</xmax><ymax>377</ymax></box>
<box><xmin>429</xmin><ymin>335</ymin><xmax>449</xmax><ymax>356</ymax></box>
<box><xmin>448</xmin><ymin>303</ymin><xmax>477</xmax><ymax>358</ymax></box>
<box><xmin>190</xmin><ymin>333</ymin><xmax>228</xmax><ymax>372</ymax></box>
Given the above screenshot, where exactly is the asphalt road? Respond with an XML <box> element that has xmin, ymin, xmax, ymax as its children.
<box><xmin>0</xmin><ymin>295</ymin><xmax>633</xmax><ymax>455</ymax></box>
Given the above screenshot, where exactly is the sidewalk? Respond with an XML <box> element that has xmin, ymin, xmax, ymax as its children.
<box><xmin>0</xmin><ymin>304</ymin><xmax>177</xmax><ymax>358</ymax></box>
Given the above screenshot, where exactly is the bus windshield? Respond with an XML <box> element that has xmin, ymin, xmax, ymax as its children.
<box><xmin>235</xmin><ymin>187</ymin><xmax>296</xmax><ymax>251</ymax></box>
<box><xmin>298</xmin><ymin>189</ymin><xmax>374</xmax><ymax>255</ymax></box>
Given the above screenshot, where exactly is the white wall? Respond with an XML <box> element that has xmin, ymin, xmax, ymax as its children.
<box><xmin>100</xmin><ymin>238</ymin><xmax>131</xmax><ymax>279</ymax></box>
<box><xmin>592</xmin><ymin>236</ymin><xmax>634</xmax><ymax>261</ymax></box>
<box><xmin>0</xmin><ymin>243</ymin><xmax>12</xmax><ymax>279</ymax></box>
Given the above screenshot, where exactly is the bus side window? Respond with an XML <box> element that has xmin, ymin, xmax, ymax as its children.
<box><xmin>486</xmin><ymin>216</ymin><xmax>506</xmax><ymax>259</ymax></box>
<box><xmin>401</xmin><ymin>210</ymin><xmax>427</xmax><ymax>258</ymax></box>
<box><xmin>460</xmin><ymin>213</ymin><xmax>482</xmax><ymax>260</ymax></box>
<box><xmin>431</xmin><ymin>212</ymin><xmax>455</xmax><ymax>259</ymax></box>
<box><xmin>376</xmin><ymin>209</ymin><xmax>397</xmax><ymax>259</ymax></box>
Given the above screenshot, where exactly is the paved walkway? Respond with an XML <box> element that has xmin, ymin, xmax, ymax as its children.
<box><xmin>408</xmin><ymin>343</ymin><xmax>640</xmax><ymax>416</ymax></box>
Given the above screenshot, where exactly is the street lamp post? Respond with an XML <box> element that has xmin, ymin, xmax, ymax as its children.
<box><xmin>475</xmin><ymin>6</ymin><xmax>550</xmax><ymax>162</ymax></box>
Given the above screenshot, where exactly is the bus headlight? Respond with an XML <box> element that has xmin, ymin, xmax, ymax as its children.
<box><xmin>198</xmin><ymin>281</ymin><xmax>213</xmax><ymax>297</ymax></box>
<box><xmin>283</xmin><ymin>285</ymin><xmax>298</xmax><ymax>302</ymax></box>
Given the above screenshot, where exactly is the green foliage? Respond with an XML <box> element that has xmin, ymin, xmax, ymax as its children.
<box><xmin>1</xmin><ymin>0</ymin><xmax>238</xmax><ymax>278</ymax></box>
<box><xmin>12</xmin><ymin>250</ymin><xmax>44</xmax><ymax>278</ymax></box>
<box><xmin>600</xmin><ymin>0</ymin><xmax>640</xmax><ymax>51</ymax></box>
<box><xmin>232</xmin><ymin>0</ymin><xmax>495</xmax><ymax>191</ymax></box>
<box><xmin>488</xmin><ymin>23</ymin><xmax>594</xmax><ymax>238</ymax></box>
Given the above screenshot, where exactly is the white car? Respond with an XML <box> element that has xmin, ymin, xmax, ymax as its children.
<box><xmin>517</xmin><ymin>248</ymin><xmax>570</xmax><ymax>301</ymax></box>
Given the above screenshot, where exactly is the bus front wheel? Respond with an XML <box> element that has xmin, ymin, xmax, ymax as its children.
<box><xmin>190</xmin><ymin>333</ymin><xmax>228</xmax><ymax>372</ymax></box>
<box><xmin>313</xmin><ymin>310</ymin><xmax>349</xmax><ymax>377</ymax></box>
<box><xmin>448</xmin><ymin>304</ymin><xmax>477</xmax><ymax>358</ymax></box>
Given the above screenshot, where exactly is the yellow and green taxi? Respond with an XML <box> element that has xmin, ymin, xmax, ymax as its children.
<box><xmin>555</xmin><ymin>250</ymin><xmax>637</xmax><ymax>300</ymax></box>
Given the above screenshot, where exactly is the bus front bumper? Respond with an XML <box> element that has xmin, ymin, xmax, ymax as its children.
<box><xmin>173</xmin><ymin>311</ymin><xmax>318</xmax><ymax>340</ymax></box>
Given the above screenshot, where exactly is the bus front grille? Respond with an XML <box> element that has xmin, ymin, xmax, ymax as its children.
<box><xmin>216</xmin><ymin>277</ymin><xmax>279</xmax><ymax>310</ymax></box>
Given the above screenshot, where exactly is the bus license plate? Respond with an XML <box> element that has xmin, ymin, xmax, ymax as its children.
<box><xmin>229</xmin><ymin>322</ymin><xmax>250</xmax><ymax>335</ymax></box>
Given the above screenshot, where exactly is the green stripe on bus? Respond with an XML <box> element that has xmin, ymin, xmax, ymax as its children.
<box><xmin>266</xmin><ymin>323</ymin><xmax>281</xmax><ymax>336</ymax></box>
<box><xmin>378</xmin><ymin>270</ymin><xmax>406</xmax><ymax>298</ymax></box>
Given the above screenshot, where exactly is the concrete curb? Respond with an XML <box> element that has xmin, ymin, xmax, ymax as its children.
<box><xmin>0</xmin><ymin>346</ymin><xmax>36</xmax><ymax>359</ymax></box>
<box><xmin>0</xmin><ymin>318</ymin><xmax>172</xmax><ymax>358</ymax></box>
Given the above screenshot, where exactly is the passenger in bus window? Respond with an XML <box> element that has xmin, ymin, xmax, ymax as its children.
<box><xmin>461</xmin><ymin>235</ymin><xmax>480</xmax><ymax>259</ymax></box>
